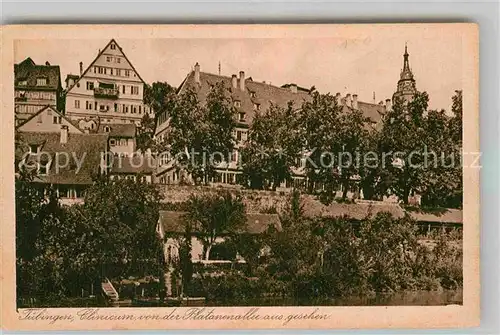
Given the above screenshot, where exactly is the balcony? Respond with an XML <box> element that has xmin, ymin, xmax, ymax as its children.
<box><xmin>94</xmin><ymin>86</ymin><xmax>119</xmax><ymax>99</ymax></box>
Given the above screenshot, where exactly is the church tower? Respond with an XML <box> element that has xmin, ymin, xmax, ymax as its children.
<box><xmin>392</xmin><ymin>44</ymin><xmax>417</xmax><ymax>104</ymax></box>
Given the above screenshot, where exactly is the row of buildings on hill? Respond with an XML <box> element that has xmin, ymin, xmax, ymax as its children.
<box><xmin>14</xmin><ymin>38</ymin><xmax>419</xmax><ymax>204</ymax></box>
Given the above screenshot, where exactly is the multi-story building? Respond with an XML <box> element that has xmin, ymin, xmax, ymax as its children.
<box><xmin>154</xmin><ymin>62</ymin><xmax>389</xmax><ymax>188</ymax></box>
<box><xmin>14</xmin><ymin>58</ymin><xmax>63</xmax><ymax>125</ymax></box>
<box><xmin>64</xmin><ymin>39</ymin><xmax>151</xmax><ymax>127</ymax></box>
<box><xmin>15</xmin><ymin>106</ymin><xmax>109</xmax><ymax>205</ymax></box>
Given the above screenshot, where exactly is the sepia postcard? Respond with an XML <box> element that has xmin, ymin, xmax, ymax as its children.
<box><xmin>1</xmin><ymin>23</ymin><xmax>479</xmax><ymax>330</ymax></box>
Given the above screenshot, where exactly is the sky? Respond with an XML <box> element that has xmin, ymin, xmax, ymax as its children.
<box><xmin>14</xmin><ymin>32</ymin><xmax>462</xmax><ymax>111</ymax></box>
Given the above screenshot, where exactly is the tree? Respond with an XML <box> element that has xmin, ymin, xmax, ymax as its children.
<box><xmin>136</xmin><ymin>112</ymin><xmax>156</xmax><ymax>153</ymax></box>
<box><xmin>143</xmin><ymin>81</ymin><xmax>176</xmax><ymax>117</ymax></box>
<box><xmin>184</xmin><ymin>191</ymin><xmax>246</xmax><ymax>260</ymax></box>
<box><xmin>379</xmin><ymin>93</ymin><xmax>430</xmax><ymax>204</ymax></box>
<box><xmin>162</xmin><ymin>81</ymin><xmax>238</xmax><ymax>185</ymax></box>
<box><xmin>240</xmin><ymin>102</ymin><xmax>302</xmax><ymax>190</ymax></box>
<box><xmin>336</xmin><ymin>108</ymin><xmax>371</xmax><ymax>200</ymax></box>
<box><xmin>297</xmin><ymin>92</ymin><xmax>343</xmax><ymax>203</ymax></box>
<box><xmin>264</xmin><ymin>190</ymin><xmax>322</xmax><ymax>290</ymax></box>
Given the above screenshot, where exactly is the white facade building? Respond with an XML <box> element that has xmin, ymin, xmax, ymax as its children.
<box><xmin>64</xmin><ymin>39</ymin><xmax>151</xmax><ymax>126</ymax></box>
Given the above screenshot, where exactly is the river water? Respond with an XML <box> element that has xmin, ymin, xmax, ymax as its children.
<box><xmin>206</xmin><ymin>289</ymin><xmax>463</xmax><ymax>306</ymax></box>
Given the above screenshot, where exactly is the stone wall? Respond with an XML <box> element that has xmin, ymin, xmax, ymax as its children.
<box><xmin>159</xmin><ymin>185</ymin><xmax>295</xmax><ymax>213</ymax></box>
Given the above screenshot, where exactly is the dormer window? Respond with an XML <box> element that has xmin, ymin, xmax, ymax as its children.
<box><xmin>104</xmin><ymin>126</ymin><xmax>111</xmax><ymax>133</ymax></box>
<box><xmin>250</xmin><ymin>92</ymin><xmax>256</xmax><ymax>98</ymax></box>
<box><xmin>239</xmin><ymin>112</ymin><xmax>246</xmax><ymax>122</ymax></box>
<box><xmin>36</xmin><ymin>78</ymin><xmax>47</xmax><ymax>86</ymax></box>
<box><xmin>253</xmin><ymin>103</ymin><xmax>261</xmax><ymax>111</ymax></box>
<box><xmin>234</xmin><ymin>100</ymin><xmax>241</xmax><ymax>108</ymax></box>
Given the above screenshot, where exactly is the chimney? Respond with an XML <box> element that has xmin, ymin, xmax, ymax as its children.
<box><xmin>79</xmin><ymin>62</ymin><xmax>83</xmax><ymax>76</ymax></box>
<box><xmin>345</xmin><ymin>94</ymin><xmax>352</xmax><ymax>108</ymax></box>
<box><xmin>335</xmin><ymin>92</ymin><xmax>341</xmax><ymax>105</ymax></box>
<box><xmin>385</xmin><ymin>99</ymin><xmax>392</xmax><ymax>111</ymax></box>
<box><xmin>45</xmin><ymin>61</ymin><xmax>50</xmax><ymax>66</ymax></box>
<box><xmin>239</xmin><ymin>71</ymin><xmax>245</xmax><ymax>91</ymax></box>
<box><xmin>194</xmin><ymin>62</ymin><xmax>200</xmax><ymax>84</ymax></box>
<box><xmin>231</xmin><ymin>74</ymin><xmax>238</xmax><ymax>89</ymax></box>
<box><xmin>60</xmin><ymin>125</ymin><xmax>69</xmax><ymax>144</ymax></box>
<box><xmin>289</xmin><ymin>84</ymin><xmax>297</xmax><ymax>94</ymax></box>
<box><xmin>352</xmin><ymin>94</ymin><xmax>358</xmax><ymax>110</ymax></box>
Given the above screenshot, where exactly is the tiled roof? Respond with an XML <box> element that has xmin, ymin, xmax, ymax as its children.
<box><xmin>97</xmin><ymin>123</ymin><xmax>136</xmax><ymax>138</ymax></box>
<box><xmin>16</xmin><ymin>131</ymin><xmax>108</xmax><ymax>185</ymax></box>
<box><xmin>179</xmin><ymin>70</ymin><xmax>311</xmax><ymax>126</ymax></box>
<box><xmin>15</xmin><ymin>57</ymin><xmax>61</xmax><ymax>91</ymax></box>
<box><xmin>158</xmin><ymin>211</ymin><xmax>281</xmax><ymax>234</ymax></box>
<box><xmin>110</xmin><ymin>154</ymin><xmax>156</xmax><ymax>174</ymax></box>
<box><xmin>302</xmin><ymin>198</ymin><xmax>462</xmax><ymax>224</ymax></box>
<box><xmin>178</xmin><ymin>69</ymin><xmax>386</xmax><ymax>129</ymax></box>
<box><xmin>407</xmin><ymin>208</ymin><xmax>463</xmax><ymax>224</ymax></box>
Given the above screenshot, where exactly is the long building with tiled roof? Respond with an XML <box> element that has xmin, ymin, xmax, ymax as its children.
<box><xmin>155</xmin><ymin>63</ymin><xmax>392</xmax><ymax>187</ymax></box>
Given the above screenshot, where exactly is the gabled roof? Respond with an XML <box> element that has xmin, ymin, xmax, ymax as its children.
<box><xmin>14</xmin><ymin>57</ymin><xmax>61</xmax><ymax>91</ymax></box>
<box><xmin>158</xmin><ymin>211</ymin><xmax>281</xmax><ymax>234</ymax></box>
<box><xmin>16</xmin><ymin>132</ymin><xmax>108</xmax><ymax>185</ymax></box>
<box><xmin>178</xmin><ymin>70</ymin><xmax>311</xmax><ymax>126</ymax></box>
<box><xmin>16</xmin><ymin>105</ymin><xmax>82</xmax><ymax>132</ymax></box>
<box><xmin>97</xmin><ymin>123</ymin><xmax>136</xmax><ymax>138</ymax></box>
<box><xmin>66</xmin><ymin>38</ymin><xmax>146</xmax><ymax>93</ymax></box>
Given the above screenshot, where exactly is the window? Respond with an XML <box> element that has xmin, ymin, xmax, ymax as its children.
<box><xmin>131</xmin><ymin>86</ymin><xmax>139</xmax><ymax>95</ymax></box>
<box><xmin>29</xmin><ymin>144</ymin><xmax>39</xmax><ymax>154</ymax></box>
<box><xmin>250</xmin><ymin>92</ymin><xmax>256</xmax><ymax>98</ymax></box>
<box><xmin>86</xmin><ymin>101</ymin><xmax>92</xmax><ymax>110</ymax></box>
<box><xmin>132</xmin><ymin>106</ymin><xmax>137</xmax><ymax>114</ymax></box>
<box><xmin>115</xmin><ymin>69</ymin><xmax>121</xmax><ymax>76</ymax></box>
<box><xmin>138</xmin><ymin>106</ymin><xmax>142</xmax><ymax>114</ymax></box>
<box><xmin>253</xmin><ymin>103</ymin><xmax>261</xmax><ymax>111</ymax></box>
<box><xmin>36</xmin><ymin>78</ymin><xmax>47</xmax><ymax>86</ymax></box>
<box><xmin>18</xmin><ymin>80</ymin><xmax>27</xmax><ymax>86</ymax></box>
<box><xmin>37</xmin><ymin>114</ymin><xmax>43</xmax><ymax>123</ymax></box>
<box><xmin>110</xmin><ymin>139</ymin><xmax>116</xmax><ymax>146</ymax></box>
<box><xmin>239</xmin><ymin>112</ymin><xmax>246</xmax><ymax>122</ymax></box>
<box><xmin>120</xmin><ymin>139</ymin><xmax>127</xmax><ymax>146</ymax></box>
<box><xmin>106</xmin><ymin>56</ymin><xmax>112</xmax><ymax>62</ymax></box>
<box><xmin>94</xmin><ymin>102</ymin><xmax>98</xmax><ymax>110</ymax></box>
<box><xmin>124</xmin><ymin>70</ymin><xmax>130</xmax><ymax>77</ymax></box>
<box><xmin>38</xmin><ymin>163</ymin><xmax>48</xmax><ymax>176</ymax></box>
<box><xmin>86</xmin><ymin>81</ymin><xmax>94</xmax><ymax>90</ymax></box>
<box><xmin>123</xmin><ymin>104</ymin><xmax>128</xmax><ymax>113</ymax></box>
<box><xmin>236</xmin><ymin>130</ymin><xmax>242</xmax><ymax>141</ymax></box>
<box><xmin>122</xmin><ymin>85</ymin><xmax>126</xmax><ymax>94</ymax></box>
<box><xmin>99</xmin><ymin>104</ymin><xmax>108</xmax><ymax>112</ymax></box>
<box><xmin>234</xmin><ymin>100</ymin><xmax>241</xmax><ymax>107</ymax></box>
<box><xmin>116</xmin><ymin>57</ymin><xmax>121</xmax><ymax>63</ymax></box>
<box><xmin>74</xmin><ymin>100</ymin><xmax>80</xmax><ymax>109</ymax></box>
<box><xmin>231</xmin><ymin>150</ymin><xmax>238</xmax><ymax>162</ymax></box>
<box><xmin>114</xmin><ymin>103</ymin><xmax>118</xmax><ymax>112</ymax></box>
<box><xmin>110</xmin><ymin>68</ymin><xmax>113</xmax><ymax>75</ymax></box>
<box><xmin>110</xmin><ymin>43</ymin><xmax>116</xmax><ymax>50</ymax></box>
<box><xmin>104</xmin><ymin>126</ymin><xmax>111</xmax><ymax>133</ymax></box>
<box><xmin>53</xmin><ymin>116</ymin><xmax>62</xmax><ymax>124</ymax></box>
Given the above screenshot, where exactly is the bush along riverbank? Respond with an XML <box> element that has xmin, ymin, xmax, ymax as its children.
<box><xmin>180</xmin><ymin>191</ymin><xmax>462</xmax><ymax>306</ymax></box>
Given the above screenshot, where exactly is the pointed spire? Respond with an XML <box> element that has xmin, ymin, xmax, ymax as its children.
<box><xmin>400</xmin><ymin>43</ymin><xmax>413</xmax><ymax>80</ymax></box>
